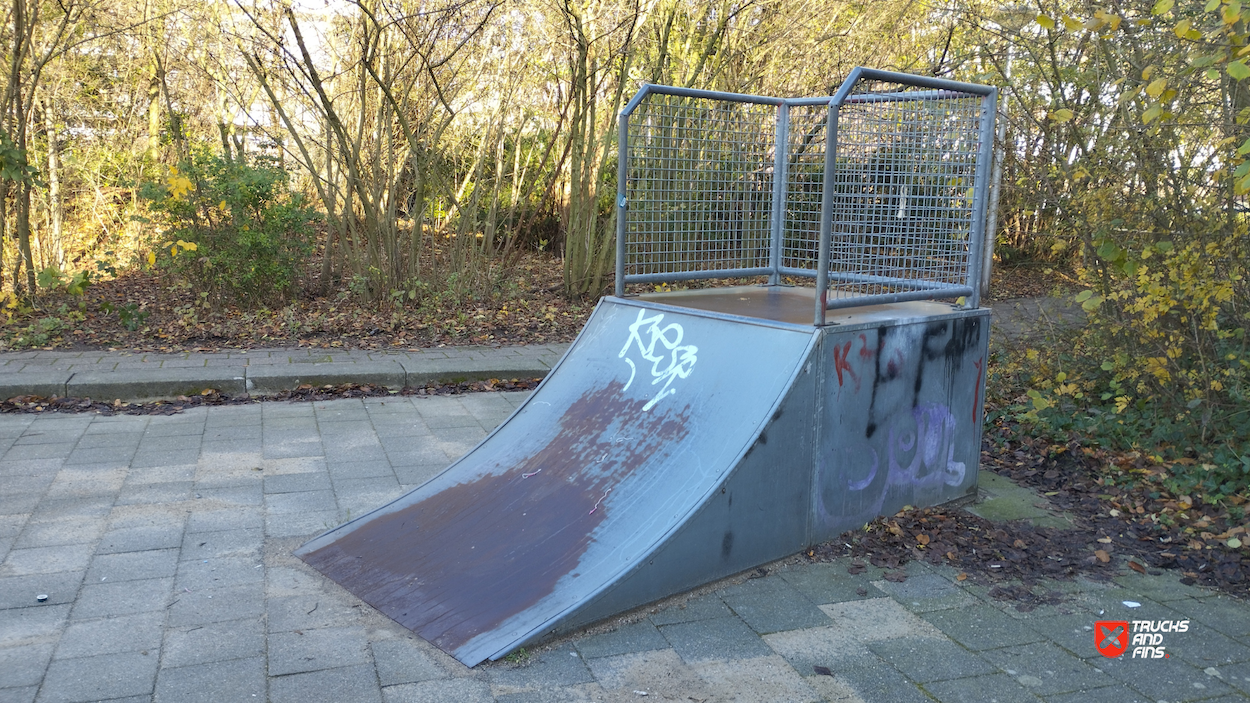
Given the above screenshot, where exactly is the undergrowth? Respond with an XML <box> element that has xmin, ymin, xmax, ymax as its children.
<box><xmin>987</xmin><ymin>323</ymin><xmax>1250</xmax><ymax>507</ymax></box>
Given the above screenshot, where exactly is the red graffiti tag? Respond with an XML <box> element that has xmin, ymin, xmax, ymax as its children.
<box><xmin>833</xmin><ymin>340</ymin><xmax>857</xmax><ymax>388</ymax></box>
<box><xmin>973</xmin><ymin>357</ymin><xmax>984</xmax><ymax>424</ymax></box>
<box><xmin>858</xmin><ymin>333</ymin><xmax>875</xmax><ymax>361</ymax></box>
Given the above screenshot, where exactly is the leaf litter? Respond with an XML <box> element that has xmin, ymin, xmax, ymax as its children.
<box><xmin>2</xmin><ymin>378</ymin><xmax>542</xmax><ymax>416</ymax></box>
<box><xmin>807</xmin><ymin>431</ymin><xmax>1249</xmax><ymax>605</ymax></box>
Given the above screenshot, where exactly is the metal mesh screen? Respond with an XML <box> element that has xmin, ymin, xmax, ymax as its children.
<box><xmin>825</xmin><ymin>81</ymin><xmax>985</xmax><ymax>301</ymax></box>
<box><xmin>781</xmin><ymin>105</ymin><xmax>829</xmax><ymax>271</ymax></box>
<box><xmin>623</xmin><ymin>94</ymin><xmax>777</xmax><ymax>279</ymax></box>
<box><xmin>617</xmin><ymin>71</ymin><xmax>995</xmax><ymax>318</ymax></box>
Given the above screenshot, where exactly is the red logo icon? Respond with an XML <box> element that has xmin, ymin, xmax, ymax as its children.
<box><xmin>1096</xmin><ymin>620</ymin><xmax>1129</xmax><ymax>658</ymax></box>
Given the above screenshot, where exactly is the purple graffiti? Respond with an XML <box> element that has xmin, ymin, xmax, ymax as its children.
<box><xmin>845</xmin><ymin>447</ymin><xmax>878</xmax><ymax>491</ymax></box>
<box><xmin>816</xmin><ymin>402</ymin><xmax>965</xmax><ymax>530</ymax></box>
<box><xmin>887</xmin><ymin>403</ymin><xmax>966</xmax><ymax>489</ymax></box>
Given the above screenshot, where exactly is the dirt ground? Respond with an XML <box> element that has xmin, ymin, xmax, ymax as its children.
<box><xmin>2</xmin><ymin>256</ymin><xmax>1072</xmax><ymax>353</ymax></box>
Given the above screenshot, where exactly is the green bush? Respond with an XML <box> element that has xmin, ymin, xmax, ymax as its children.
<box><xmin>139</xmin><ymin>153</ymin><xmax>319</xmax><ymax>307</ymax></box>
<box><xmin>988</xmin><ymin>318</ymin><xmax>1250</xmax><ymax>504</ymax></box>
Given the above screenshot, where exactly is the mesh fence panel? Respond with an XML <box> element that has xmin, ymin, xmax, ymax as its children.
<box><xmin>825</xmin><ymin>81</ymin><xmax>985</xmax><ymax>301</ymax></box>
<box><xmin>781</xmin><ymin>105</ymin><xmax>829</xmax><ymax>271</ymax></box>
<box><xmin>619</xmin><ymin>74</ymin><xmax>993</xmax><ymax>312</ymax></box>
<box><xmin>623</xmin><ymin>95</ymin><xmax>777</xmax><ymax>278</ymax></box>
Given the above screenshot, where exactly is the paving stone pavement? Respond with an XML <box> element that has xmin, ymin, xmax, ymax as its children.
<box><xmin>0</xmin><ymin>345</ymin><xmax>569</xmax><ymax>401</ymax></box>
<box><xmin>986</xmin><ymin>296</ymin><xmax>1085</xmax><ymax>345</ymax></box>
<box><xmin>1</xmin><ymin>393</ymin><xmax>1248</xmax><ymax>702</ymax></box>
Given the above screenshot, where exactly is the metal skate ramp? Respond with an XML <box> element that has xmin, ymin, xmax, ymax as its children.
<box><xmin>296</xmin><ymin>297</ymin><xmax>820</xmax><ymax>666</ymax></box>
<box><xmin>296</xmin><ymin>295</ymin><xmax>987</xmax><ymax>666</ymax></box>
<box><xmin>297</xmin><ymin>66</ymin><xmax>996</xmax><ymax>667</ymax></box>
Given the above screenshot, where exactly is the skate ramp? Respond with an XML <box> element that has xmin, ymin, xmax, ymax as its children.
<box><xmin>296</xmin><ymin>298</ymin><xmax>819</xmax><ymax>666</ymax></box>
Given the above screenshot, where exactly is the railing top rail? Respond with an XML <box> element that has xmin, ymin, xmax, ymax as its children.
<box><xmin>621</xmin><ymin>72</ymin><xmax>995</xmax><ymax>118</ymax></box>
<box><xmin>833</xmin><ymin>67</ymin><xmax>997</xmax><ymax>104</ymax></box>
<box><xmin>843</xmin><ymin>89</ymin><xmax>976</xmax><ymax>104</ymax></box>
<box><xmin>621</xmin><ymin>84</ymin><xmax>785</xmax><ymax>116</ymax></box>
<box><xmin>782</xmin><ymin>96</ymin><xmax>837</xmax><ymax>107</ymax></box>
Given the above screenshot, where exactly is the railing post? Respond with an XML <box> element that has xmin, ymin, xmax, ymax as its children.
<box><xmin>768</xmin><ymin>103</ymin><xmax>789</xmax><ymax>285</ymax></box>
<box><xmin>964</xmin><ymin>89</ymin><xmax>997</xmax><ymax>309</ymax></box>
<box><xmin>615</xmin><ymin>108</ymin><xmax>629</xmax><ymax>298</ymax></box>
<box><xmin>815</xmin><ymin>101</ymin><xmax>837</xmax><ymax>326</ymax></box>
<box><xmin>981</xmin><ymin>103</ymin><xmax>1007</xmax><ymax>302</ymax></box>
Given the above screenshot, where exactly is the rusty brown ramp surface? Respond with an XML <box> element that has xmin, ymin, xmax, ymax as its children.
<box><xmin>295</xmin><ymin>297</ymin><xmax>817</xmax><ymax>666</ymax></box>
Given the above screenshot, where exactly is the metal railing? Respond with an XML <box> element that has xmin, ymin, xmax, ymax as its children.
<box><xmin>615</xmin><ymin>68</ymin><xmax>998</xmax><ymax>326</ymax></box>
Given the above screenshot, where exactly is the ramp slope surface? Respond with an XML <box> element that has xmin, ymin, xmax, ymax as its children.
<box><xmin>296</xmin><ymin>298</ymin><xmax>817</xmax><ymax>666</ymax></box>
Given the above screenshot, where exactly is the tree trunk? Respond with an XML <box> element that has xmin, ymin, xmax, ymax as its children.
<box><xmin>147</xmin><ymin>59</ymin><xmax>162</xmax><ymax>158</ymax></box>
<box><xmin>559</xmin><ymin>0</ymin><xmax>642</xmax><ymax>298</ymax></box>
<box><xmin>42</xmin><ymin>95</ymin><xmax>61</xmax><ymax>266</ymax></box>
<box><xmin>218</xmin><ymin>122</ymin><xmax>232</xmax><ymax>162</ymax></box>
<box><xmin>15</xmin><ymin>81</ymin><xmax>35</xmax><ymax>294</ymax></box>
<box><xmin>0</xmin><ymin>177</ymin><xmax>7</xmax><ymax>291</ymax></box>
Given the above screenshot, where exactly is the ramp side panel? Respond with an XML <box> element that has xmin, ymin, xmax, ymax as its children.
<box><xmin>541</xmin><ymin>349</ymin><xmax>819</xmax><ymax>640</ymax></box>
<box><xmin>296</xmin><ymin>299</ymin><xmax>816</xmax><ymax>666</ymax></box>
<box><xmin>813</xmin><ymin>309</ymin><xmax>990</xmax><ymax>539</ymax></box>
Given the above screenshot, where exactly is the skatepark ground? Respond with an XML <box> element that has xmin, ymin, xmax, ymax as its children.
<box><xmin>1</xmin><ymin>299</ymin><xmax>1248</xmax><ymax>703</ymax></box>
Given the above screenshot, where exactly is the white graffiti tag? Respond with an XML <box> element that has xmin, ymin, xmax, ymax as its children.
<box><xmin>619</xmin><ymin>309</ymin><xmax>698</xmax><ymax>411</ymax></box>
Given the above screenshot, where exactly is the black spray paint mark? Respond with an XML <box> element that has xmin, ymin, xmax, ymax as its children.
<box><xmin>865</xmin><ymin>326</ymin><xmax>889</xmax><ymax>438</ymax></box>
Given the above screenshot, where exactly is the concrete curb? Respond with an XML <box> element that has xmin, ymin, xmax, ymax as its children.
<box><xmin>245</xmin><ymin>361</ymin><xmax>408</xmax><ymax>395</ymax></box>
<box><xmin>399</xmin><ymin>357</ymin><xmax>556</xmax><ymax>385</ymax></box>
<box><xmin>2</xmin><ymin>371</ymin><xmax>74</xmax><ymax>399</ymax></box>
<box><xmin>67</xmin><ymin>368</ymin><xmax>249</xmax><ymax>401</ymax></box>
<box><xmin>0</xmin><ymin>349</ymin><xmax>563</xmax><ymax>402</ymax></box>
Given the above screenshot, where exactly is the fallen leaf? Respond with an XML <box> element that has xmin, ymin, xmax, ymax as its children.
<box><xmin>956</xmin><ymin>572</ymin><xmax>968</xmax><ymax>581</ymax></box>
<box><xmin>1097</xmin><ymin>536</ymin><xmax>1113</xmax><ymax>544</ymax></box>
<box><xmin>1095</xmin><ymin>550</ymin><xmax>1111</xmax><ymax>563</ymax></box>
<box><xmin>1129</xmin><ymin>561</ymin><xmax>1146</xmax><ymax>573</ymax></box>
<box><xmin>917</xmin><ymin>533</ymin><xmax>931</xmax><ymax>545</ymax></box>
<box><xmin>1229</xmin><ymin>537</ymin><xmax>1243</xmax><ymax>549</ymax></box>
<box><xmin>813</xmin><ymin>665</ymin><xmax>832</xmax><ymax>676</ymax></box>
<box><xmin>1013</xmin><ymin>539</ymin><xmax>1027</xmax><ymax>549</ymax></box>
